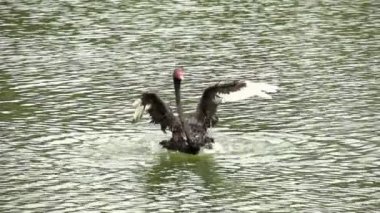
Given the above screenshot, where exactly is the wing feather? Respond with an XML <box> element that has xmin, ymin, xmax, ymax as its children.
<box><xmin>196</xmin><ymin>80</ymin><xmax>278</xmax><ymax>127</ymax></box>
<box><xmin>132</xmin><ymin>93</ymin><xmax>176</xmax><ymax>133</ymax></box>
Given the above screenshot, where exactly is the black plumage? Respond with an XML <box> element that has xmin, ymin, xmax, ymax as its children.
<box><xmin>133</xmin><ymin>67</ymin><xmax>277</xmax><ymax>154</ymax></box>
<box><xmin>141</xmin><ymin>93</ymin><xmax>175</xmax><ymax>133</ymax></box>
<box><xmin>196</xmin><ymin>80</ymin><xmax>246</xmax><ymax>128</ymax></box>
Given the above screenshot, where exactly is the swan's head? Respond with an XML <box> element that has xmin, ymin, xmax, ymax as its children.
<box><xmin>173</xmin><ymin>67</ymin><xmax>185</xmax><ymax>81</ymax></box>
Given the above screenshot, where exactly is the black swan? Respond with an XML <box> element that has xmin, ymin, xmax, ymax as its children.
<box><xmin>133</xmin><ymin>67</ymin><xmax>278</xmax><ymax>154</ymax></box>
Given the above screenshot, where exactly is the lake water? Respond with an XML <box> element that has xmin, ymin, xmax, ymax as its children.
<box><xmin>0</xmin><ymin>0</ymin><xmax>379</xmax><ymax>212</ymax></box>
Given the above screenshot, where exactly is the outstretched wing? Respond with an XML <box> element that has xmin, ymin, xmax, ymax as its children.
<box><xmin>132</xmin><ymin>92</ymin><xmax>176</xmax><ymax>133</ymax></box>
<box><xmin>196</xmin><ymin>80</ymin><xmax>278</xmax><ymax>127</ymax></box>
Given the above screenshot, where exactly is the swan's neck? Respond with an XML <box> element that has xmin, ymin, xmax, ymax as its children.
<box><xmin>173</xmin><ymin>78</ymin><xmax>192</xmax><ymax>143</ymax></box>
<box><xmin>174</xmin><ymin>79</ymin><xmax>183</xmax><ymax>116</ymax></box>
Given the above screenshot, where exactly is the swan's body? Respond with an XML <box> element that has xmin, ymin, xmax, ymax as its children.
<box><xmin>133</xmin><ymin>67</ymin><xmax>278</xmax><ymax>154</ymax></box>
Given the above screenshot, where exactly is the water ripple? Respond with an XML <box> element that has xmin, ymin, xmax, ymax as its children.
<box><xmin>1</xmin><ymin>0</ymin><xmax>379</xmax><ymax>212</ymax></box>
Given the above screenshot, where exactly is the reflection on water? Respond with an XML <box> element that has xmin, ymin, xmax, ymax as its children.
<box><xmin>1</xmin><ymin>0</ymin><xmax>379</xmax><ymax>212</ymax></box>
<box><xmin>146</xmin><ymin>153</ymin><xmax>222</xmax><ymax>195</ymax></box>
